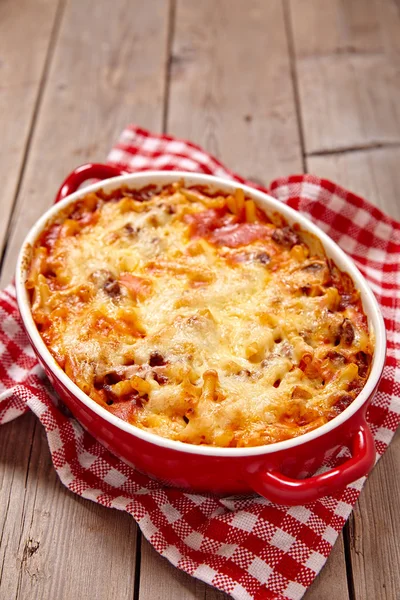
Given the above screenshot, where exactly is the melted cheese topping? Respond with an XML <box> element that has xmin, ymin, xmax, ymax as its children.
<box><xmin>27</xmin><ymin>182</ymin><xmax>374</xmax><ymax>447</ymax></box>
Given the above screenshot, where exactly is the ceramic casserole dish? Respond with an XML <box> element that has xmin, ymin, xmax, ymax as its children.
<box><xmin>15</xmin><ymin>164</ymin><xmax>386</xmax><ymax>505</ymax></box>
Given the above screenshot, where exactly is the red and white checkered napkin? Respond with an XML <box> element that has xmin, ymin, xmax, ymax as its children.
<box><xmin>1</xmin><ymin>126</ymin><xmax>400</xmax><ymax>600</ymax></box>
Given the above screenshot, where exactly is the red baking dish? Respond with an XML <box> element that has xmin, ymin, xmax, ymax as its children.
<box><xmin>15</xmin><ymin>164</ymin><xmax>386</xmax><ymax>505</ymax></box>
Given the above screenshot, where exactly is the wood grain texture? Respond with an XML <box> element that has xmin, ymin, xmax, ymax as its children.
<box><xmin>0</xmin><ymin>0</ymin><xmax>170</xmax><ymax>287</ymax></box>
<box><xmin>289</xmin><ymin>0</ymin><xmax>400</xmax><ymax>154</ymax></box>
<box><xmin>0</xmin><ymin>415</ymin><xmax>37</xmax><ymax>599</ymax></box>
<box><xmin>139</xmin><ymin>539</ymin><xmax>229</xmax><ymax>599</ymax></box>
<box><xmin>0</xmin><ymin>0</ymin><xmax>61</xmax><ymax>255</ymax></box>
<box><xmin>307</xmin><ymin>146</ymin><xmax>400</xmax><ymax>219</ymax></box>
<box><xmin>290</xmin><ymin>0</ymin><xmax>383</xmax><ymax>56</ymax></box>
<box><xmin>0</xmin><ymin>416</ymin><xmax>137</xmax><ymax>600</ymax></box>
<box><xmin>305</xmin><ymin>534</ymin><xmax>349</xmax><ymax>600</ymax></box>
<box><xmin>296</xmin><ymin>54</ymin><xmax>400</xmax><ymax>154</ymax></box>
<box><xmin>349</xmin><ymin>431</ymin><xmax>400</xmax><ymax>600</ymax></box>
<box><xmin>167</xmin><ymin>0</ymin><xmax>302</xmax><ymax>186</ymax></box>
<box><xmin>378</xmin><ymin>0</ymin><xmax>400</xmax><ymax>54</ymax></box>
<box><xmin>290</xmin><ymin>0</ymin><xmax>400</xmax><ymax>56</ymax></box>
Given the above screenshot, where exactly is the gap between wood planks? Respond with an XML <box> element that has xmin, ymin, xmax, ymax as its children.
<box><xmin>0</xmin><ymin>420</ymin><xmax>37</xmax><ymax>589</ymax></box>
<box><xmin>133</xmin><ymin>530</ymin><xmax>142</xmax><ymax>600</ymax></box>
<box><xmin>0</xmin><ymin>0</ymin><xmax>66</xmax><ymax>276</ymax></box>
<box><xmin>282</xmin><ymin>0</ymin><xmax>306</xmax><ymax>173</ymax></box>
<box><xmin>307</xmin><ymin>140</ymin><xmax>400</xmax><ymax>157</ymax></box>
<box><xmin>15</xmin><ymin>422</ymin><xmax>39</xmax><ymax>599</ymax></box>
<box><xmin>343</xmin><ymin>522</ymin><xmax>356</xmax><ymax>600</ymax></box>
<box><xmin>162</xmin><ymin>0</ymin><xmax>177</xmax><ymax>135</ymax></box>
<box><xmin>134</xmin><ymin>1</ymin><xmax>176</xmax><ymax>596</ymax></box>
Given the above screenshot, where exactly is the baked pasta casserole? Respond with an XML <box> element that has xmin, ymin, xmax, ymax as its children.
<box><xmin>26</xmin><ymin>181</ymin><xmax>373</xmax><ymax>447</ymax></box>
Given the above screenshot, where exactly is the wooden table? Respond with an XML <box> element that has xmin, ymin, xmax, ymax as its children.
<box><xmin>1</xmin><ymin>1</ymin><xmax>399</xmax><ymax>598</ymax></box>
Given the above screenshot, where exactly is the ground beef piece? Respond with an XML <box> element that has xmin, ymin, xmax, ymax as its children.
<box><xmin>355</xmin><ymin>351</ymin><xmax>371</xmax><ymax>378</ymax></box>
<box><xmin>90</xmin><ymin>270</ymin><xmax>121</xmax><ymax>298</ymax></box>
<box><xmin>272</xmin><ymin>226</ymin><xmax>300</xmax><ymax>248</ymax></box>
<box><xmin>256</xmin><ymin>252</ymin><xmax>271</xmax><ymax>264</ymax></box>
<box><xmin>330</xmin><ymin>393</ymin><xmax>353</xmax><ymax>417</ymax></box>
<box><xmin>153</xmin><ymin>372</ymin><xmax>168</xmax><ymax>385</ymax></box>
<box><xmin>337</xmin><ymin>318</ymin><xmax>355</xmax><ymax>346</ymax></box>
<box><xmin>103</xmin><ymin>277</ymin><xmax>121</xmax><ymax>297</ymax></box>
<box><xmin>149</xmin><ymin>351</ymin><xmax>166</xmax><ymax>367</ymax></box>
<box><xmin>325</xmin><ymin>350</ymin><xmax>347</xmax><ymax>365</ymax></box>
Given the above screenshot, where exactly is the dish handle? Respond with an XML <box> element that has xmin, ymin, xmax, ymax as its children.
<box><xmin>247</xmin><ymin>420</ymin><xmax>376</xmax><ymax>505</ymax></box>
<box><xmin>54</xmin><ymin>163</ymin><xmax>128</xmax><ymax>203</ymax></box>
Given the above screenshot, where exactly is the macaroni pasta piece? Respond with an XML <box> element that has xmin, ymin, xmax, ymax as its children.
<box><xmin>26</xmin><ymin>181</ymin><xmax>374</xmax><ymax>447</ymax></box>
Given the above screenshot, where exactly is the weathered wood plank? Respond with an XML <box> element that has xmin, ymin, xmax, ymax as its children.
<box><xmin>378</xmin><ymin>0</ymin><xmax>400</xmax><ymax>54</ymax></box>
<box><xmin>308</xmin><ymin>147</ymin><xmax>400</xmax><ymax>220</ymax></box>
<box><xmin>289</xmin><ymin>0</ymin><xmax>400</xmax><ymax>154</ymax></box>
<box><xmin>0</xmin><ymin>415</ymin><xmax>37</xmax><ymax>599</ymax></box>
<box><xmin>167</xmin><ymin>0</ymin><xmax>302</xmax><ymax>186</ymax></box>
<box><xmin>305</xmin><ymin>534</ymin><xmax>349</xmax><ymax>600</ymax></box>
<box><xmin>0</xmin><ymin>0</ymin><xmax>170</xmax><ymax>287</ymax></box>
<box><xmin>349</xmin><ymin>431</ymin><xmax>400</xmax><ymax>600</ymax></box>
<box><xmin>307</xmin><ymin>148</ymin><xmax>400</xmax><ymax>599</ymax></box>
<box><xmin>0</xmin><ymin>4</ymin><xmax>61</xmax><ymax>595</ymax></box>
<box><xmin>0</xmin><ymin>0</ymin><xmax>170</xmax><ymax>598</ymax></box>
<box><xmin>296</xmin><ymin>54</ymin><xmax>400</xmax><ymax>154</ymax></box>
<box><xmin>0</xmin><ymin>0</ymin><xmax>61</xmax><ymax>254</ymax></box>
<box><xmin>13</xmin><ymin>419</ymin><xmax>137</xmax><ymax>600</ymax></box>
<box><xmin>290</xmin><ymin>0</ymin><xmax>400</xmax><ymax>57</ymax></box>
<box><xmin>139</xmin><ymin>539</ymin><xmax>229</xmax><ymax>599</ymax></box>
<box><xmin>290</xmin><ymin>0</ymin><xmax>382</xmax><ymax>57</ymax></box>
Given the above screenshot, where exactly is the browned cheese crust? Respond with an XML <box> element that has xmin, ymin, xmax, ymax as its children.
<box><xmin>26</xmin><ymin>182</ymin><xmax>373</xmax><ymax>447</ymax></box>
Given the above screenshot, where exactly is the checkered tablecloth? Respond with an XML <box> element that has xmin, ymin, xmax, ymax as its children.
<box><xmin>1</xmin><ymin>125</ymin><xmax>399</xmax><ymax>600</ymax></box>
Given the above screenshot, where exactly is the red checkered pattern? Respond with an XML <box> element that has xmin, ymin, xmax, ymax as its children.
<box><xmin>1</xmin><ymin>125</ymin><xmax>399</xmax><ymax>600</ymax></box>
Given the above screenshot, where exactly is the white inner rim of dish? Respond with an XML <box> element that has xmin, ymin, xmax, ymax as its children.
<box><xmin>15</xmin><ymin>171</ymin><xmax>387</xmax><ymax>457</ymax></box>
